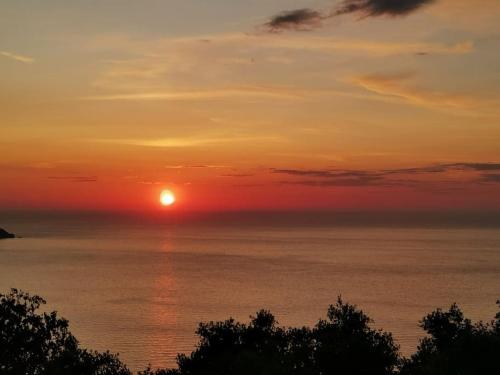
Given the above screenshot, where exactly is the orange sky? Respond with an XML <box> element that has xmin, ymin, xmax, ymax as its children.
<box><xmin>1</xmin><ymin>0</ymin><xmax>500</xmax><ymax>211</ymax></box>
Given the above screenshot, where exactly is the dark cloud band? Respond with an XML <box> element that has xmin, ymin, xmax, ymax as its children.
<box><xmin>265</xmin><ymin>9</ymin><xmax>325</xmax><ymax>31</ymax></box>
<box><xmin>265</xmin><ymin>0</ymin><xmax>435</xmax><ymax>32</ymax></box>
<box><xmin>272</xmin><ymin>162</ymin><xmax>500</xmax><ymax>187</ymax></box>
<box><xmin>335</xmin><ymin>0</ymin><xmax>435</xmax><ymax>17</ymax></box>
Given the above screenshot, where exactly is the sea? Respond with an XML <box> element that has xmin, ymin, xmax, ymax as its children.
<box><xmin>1</xmin><ymin>210</ymin><xmax>499</xmax><ymax>372</ymax></box>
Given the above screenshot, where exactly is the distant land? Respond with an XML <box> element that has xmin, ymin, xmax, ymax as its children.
<box><xmin>0</xmin><ymin>228</ymin><xmax>15</xmax><ymax>239</ymax></box>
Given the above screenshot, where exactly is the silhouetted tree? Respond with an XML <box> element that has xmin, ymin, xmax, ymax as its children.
<box><xmin>313</xmin><ymin>297</ymin><xmax>400</xmax><ymax>375</ymax></box>
<box><xmin>164</xmin><ymin>310</ymin><xmax>295</xmax><ymax>375</ymax></box>
<box><xmin>400</xmin><ymin>301</ymin><xmax>500</xmax><ymax>375</ymax></box>
<box><xmin>145</xmin><ymin>298</ymin><xmax>399</xmax><ymax>375</ymax></box>
<box><xmin>0</xmin><ymin>289</ymin><xmax>130</xmax><ymax>375</ymax></box>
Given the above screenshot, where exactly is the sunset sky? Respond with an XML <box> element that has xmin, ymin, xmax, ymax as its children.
<box><xmin>2</xmin><ymin>0</ymin><xmax>500</xmax><ymax>211</ymax></box>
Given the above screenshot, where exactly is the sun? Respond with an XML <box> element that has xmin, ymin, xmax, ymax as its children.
<box><xmin>160</xmin><ymin>190</ymin><xmax>176</xmax><ymax>206</ymax></box>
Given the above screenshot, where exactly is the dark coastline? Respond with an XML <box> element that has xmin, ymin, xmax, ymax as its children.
<box><xmin>0</xmin><ymin>228</ymin><xmax>15</xmax><ymax>239</ymax></box>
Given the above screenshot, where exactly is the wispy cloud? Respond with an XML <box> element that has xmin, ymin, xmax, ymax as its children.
<box><xmin>482</xmin><ymin>174</ymin><xmax>500</xmax><ymax>182</ymax></box>
<box><xmin>0</xmin><ymin>51</ymin><xmax>34</xmax><ymax>64</ymax></box>
<box><xmin>279</xmin><ymin>177</ymin><xmax>387</xmax><ymax>187</ymax></box>
<box><xmin>164</xmin><ymin>165</ymin><xmax>231</xmax><ymax>169</ymax></box>
<box><xmin>265</xmin><ymin>9</ymin><xmax>327</xmax><ymax>32</ymax></box>
<box><xmin>449</xmin><ymin>163</ymin><xmax>500</xmax><ymax>171</ymax></box>
<box><xmin>85</xmin><ymin>36</ymin><xmax>472</xmax><ymax>106</ymax></box>
<box><xmin>260</xmin><ymin>37</ymin><xmax>472</xmax><ymax>56</ymax></box>
<box><xmin>94</xmin><ymin>135</ymin><xmax>281</xmax><ymax>148</ymax></box>
<box><xmin>87</xmin><ymin>32</ymin><xmax>472</xmax><ymax>97</ymax></box>
<box><xmin>48</xmin><ymin>176</ymin><xmax>97</xmax><ymax>182</ymax></box>
<box><xmin>272</xmin><ymin>162</ymin><xmax>500</xmax><ymax>188</ymax></box>
<box><xmin>81</xmin><ymin>87</ymin><xmax>304</xmax><ymax>102</ymax></box>
<box><xmin>354</xmin><ymin>72</ymin><xmax>489</xmax><ymax>110</ymax></box>
<box><xmin>219</xmin><ymin>173</ymin><xmax>254</xmax><ymax>178</ymax></box>
<box><xmin>334</xmin><ymin>0</ymin><xmax>435</xmax><ymax>18</ymax></box>
<box><xmin>264</xmin><ymin>0</ymin><xmax>435</xmax><ymax>32</ymax></box>
<box><xmin>272</xmin><ymin>168</ymin><xmax>375</xmax><ymax>178</ymax></box>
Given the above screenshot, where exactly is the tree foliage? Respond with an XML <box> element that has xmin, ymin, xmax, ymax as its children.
<box><xmin>142</xmin><ymin>298</ymin><xmax>399</xmax><ymax>375</ymax></box>
<box><xmin>400</xmin><ymin>301</ymin><xmax>500</xmax><ymax>375</ymax></box>
<box><xmin>0</xmin><ymin>289</ymin><xmax>130</xmax><ymax>375</ymax></box>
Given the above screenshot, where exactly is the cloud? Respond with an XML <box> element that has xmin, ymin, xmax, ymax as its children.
<box><xmin>335</xmin><ymin>0</ymin><xmax>435</xmax><ymax>17</ymax></box>
<box><xmin>383</xmin><ymin>163</ymin><xmax>500</xmax><ymax>174</ymax></box>
<box><xmin>81</xmin><ymin>87</ymin><xmax>304</xmax><ymax>102</ymax></box>
<box><xmin>94</xmin><ymin>135</ymin><xmax>281</xmax><ymax>148</ymax></box>
<box><xmin>87</xmin><ymin>33</ymin><xmax>472</xmax><ymax>101</ymax></box>
<box><xmin>272</xmin><ymin>168</ymin><xmax>386</xmax><ymax>187</ymax></box>
<box><xmin>265</xmin><ymin>9</ymin><xmax>326</xmax><ymax>31</ymax></box>
<box><xmin>481</xmin><ymin>174</ymin><xmax>500</xmax><ymax>182</ymax></box>
<box><xmin>381</xmin><ymin>165</ymin><xmax>449</xmax><ymax>174</ymax></box>
<box><xmin>270</xmin><ymin>38</ymin><xmax>473</xmax><ymax>55</ymax></box>
<box><xmin>271</xmin><ymin>168</ymin><xmax>374</xmax><ymax>178</ymax></box>
<box><xmin>280</xmin><ymin>176</ymin><xmax>385</xmax><ymax>187</ymax></box>
<box><xmin>164</xmin><ymin>165</ymin><xmax>231</xmax><ymax>169</ymax></box>
<box><xmin>450</xmin><ymin>163</ymin><xmax>500</xmax><ymax>171</ymax></box>
<box><xmin>0</xmin><ymin>51</ymin><xmax>34</xmax><ymax>64</ymax></box>
<box><xmin>219</xmin><ymin>173</ymin><xmax>254</xmax><ymax>178</ymax></box>
<box><xmin>355</xmin><ymin>73</ymin><xmax>484</xmax><ymax>110</ymax></box>
<box><xmin>272</xmin><ymin>162</ymin><xmax>500</xmax><ymax>188</ymax></box>
<box><xmin>48</xmin><ymin>176</ymin><xmax>97</xmax><ymax>182</ymax></box>
<box><xmin>137</xmin><ymin>180</ymin><xmax>163</xmax><ymax>185</ymax></box>
<box><xmin>162</xmin><ymin>165</ymin><xmax>253</xmax><ymax>178</ymax></box>
<box><xmin>264</xmin><ymin>0</ymin><xmax>435</xmax><ymax>32</ymax></box>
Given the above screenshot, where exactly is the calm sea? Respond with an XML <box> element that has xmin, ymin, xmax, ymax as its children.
<box><xmin>1</xmin><ymin>211</ymin><xmax>499</xmax><ymax>371</ymax></box>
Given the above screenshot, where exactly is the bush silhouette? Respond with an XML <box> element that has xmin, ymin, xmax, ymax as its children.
<box><xmin>400</xmin><ymin>301</ymin><xmax>500</xmax><ymax>375</ymax></box>
<box><xmin>0</xmin><ymin>289</ymin><xmax>131</xmax><ymax>375</ymax></box>
<box><xmin>141</xmin><ymin>310</ymin><xmax>304</xmax><ymax>375</ymax></box>
<box><xmin>313</xmin><ymin>297</ymin><xmax>399</xmax><ymax>375</ymax></box>
<box><xmin>1</xmin><ymin>288</ymin><xmax>499</xmax><ymax>375</ymax></box>
<box><xmin>141</xmin><ymin>298</ymin><xmax>399</xmax><ymax>375</ymax></box>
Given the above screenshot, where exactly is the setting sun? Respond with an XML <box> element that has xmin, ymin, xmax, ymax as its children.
<box><xmin>160</xmin><ymin>190</ymin><xmax>175</xmax><ymax>206</ymax></box>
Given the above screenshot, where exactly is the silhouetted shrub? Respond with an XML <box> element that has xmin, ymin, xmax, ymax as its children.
<box><xmin>144</xmin><ymin>310</ymin><xmax>298</xmax><ymax>375</ymax></box>
<box><xmin>313</xmin><ymin>297</ymin><xmax>399</xmax><ymax>375</ymax></box>
<box><xmin>400</xmin><ymin>301</ymin><xmax>500</xmax><ymax>375</ymax></box>
<box><xmin>0</xmin><ymin>289</ymin><xmax>130</xmax><ymax>375</ymax></box>
<box><xmin>143</xmin><ymin>298</ymin><xmax>399</xmax><ymax>375</ymax></box>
